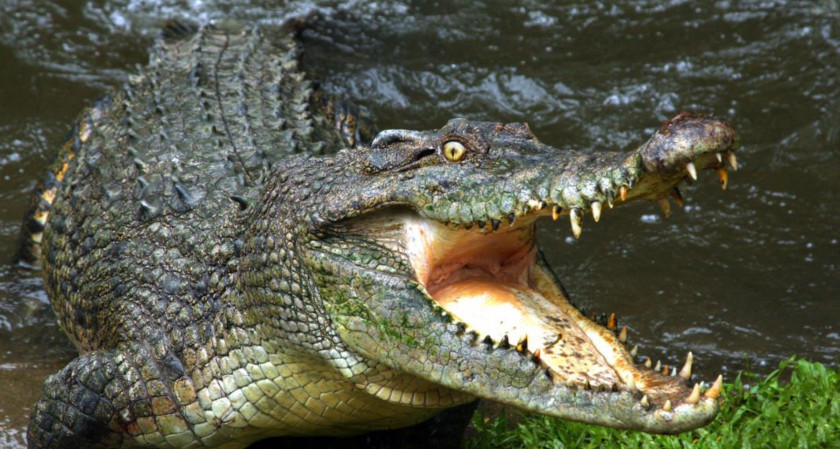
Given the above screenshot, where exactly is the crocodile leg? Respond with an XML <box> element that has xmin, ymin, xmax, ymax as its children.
<box><xmin>28</xmin><ymin>352</ymin><xmax>125</xmax><ymax>449</ymax></box>
<box><xmin>28</xmin><ymin>344</ymin><xmax>211</xmax><ymax>449</ymax></box>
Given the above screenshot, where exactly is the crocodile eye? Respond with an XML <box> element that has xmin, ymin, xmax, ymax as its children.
<box><xmin>443</xmin><ymin>141</ymin><xmax>466</xmax><ymax>162</ymax></box>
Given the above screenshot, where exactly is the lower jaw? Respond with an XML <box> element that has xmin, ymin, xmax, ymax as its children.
<box><xmin>429</xmin><ymin>264</ymin><xmax>640</xmax><ymax>392</ymax></box>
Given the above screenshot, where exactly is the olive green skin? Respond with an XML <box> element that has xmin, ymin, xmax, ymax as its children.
<box><xmin>26</xmin><ymin>23</ymin><xmax>738</xmax><ymax>449</ymax></box>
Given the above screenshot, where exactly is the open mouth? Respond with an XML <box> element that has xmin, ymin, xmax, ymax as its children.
<box><xmin>404</xmin><ymin>214</ymin><xmax>720</xmax><ymax>410</ymax></box>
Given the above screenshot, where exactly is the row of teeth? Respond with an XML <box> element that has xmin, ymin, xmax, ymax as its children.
<box><xmin>450</xmin><ymin>312</ymin><xmax>724</xmax><ymax>410</ymax></box>
<box><xmin>550</xmin><ymin>150</ymin><xmax>737</xmax><ymax>239</ymax></box>
<box><xmin>603</xmin><ymin>313</ymin><xmax>724</xmax><ymax>410</ymax></box>
<box><xmin>451</xmin><ymin>150</ymin><xmax>738</xmax><ymax>239</ymax></box>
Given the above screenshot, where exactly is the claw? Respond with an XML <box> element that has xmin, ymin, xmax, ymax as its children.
<box><xmin>726</xmin><ymin>151</ymin><xmax>738</xmax><ymax>171</ymax></box>
<box><xmin>679</xmin><ymin>351</ymin><xmax>693</xmax><ymax>380</ymax></box>
<box><xmin>716</xmin><ymin>167</ymin><xmax>728</xmax><ymax>190</ymax></box>
<box><xmin>657</xmin><ymin>198</ymin><xmax>671</xmax><ymax>218</ymax></box>
<box><xmin>685</xmin><ymin>162</ymin><xmax>698</xmax><ymax>181</ymax></box>
<box><xmin>619</xmin><ymin>185</ymin><xmax>628</xmax><ymax>202</ymax></box>
<box><xmin>705</xmin><ymin>374</ymin><xmax>723</xmax><ymax>399</ymax></box>
<box><xmin>570</xmin><ymin>208</ymin><xmax>582</xmax><ymax>238</ymax></box>
<box><xmin>591</xmin><ymin>201</ymin><xmax>602</xmax><ymax>223</ymax></box>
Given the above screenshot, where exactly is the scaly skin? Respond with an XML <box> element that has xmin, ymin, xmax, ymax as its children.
<box><xmin>26</xmin><ymin>23</ymin><xmax>739</xmax><ymax>449</ymax></box>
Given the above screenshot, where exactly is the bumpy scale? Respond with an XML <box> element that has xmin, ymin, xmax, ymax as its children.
<box><xmin>23</xmin><ymin>22</ymin><xmax>738</xmax><ymax>449</ymax></box>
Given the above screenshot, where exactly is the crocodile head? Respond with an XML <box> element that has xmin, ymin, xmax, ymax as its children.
<box><xmin>282</xmin><ymin>111</ymin><xmax>738</xmax><ymax>433</ymax></box>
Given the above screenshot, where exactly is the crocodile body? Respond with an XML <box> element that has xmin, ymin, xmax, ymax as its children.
<box><xmin>24</xmin><ymin>23</ymin><xmax>739</xmax><ymax>449</ymax></box>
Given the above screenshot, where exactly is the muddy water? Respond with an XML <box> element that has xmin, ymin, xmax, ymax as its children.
<box><xmin>0</xmin><ymin>0</ymin><xmax>838</xmax><ymax>446</ymax></box>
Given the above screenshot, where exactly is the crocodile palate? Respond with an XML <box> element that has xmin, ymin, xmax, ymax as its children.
<box><xmin>23</xmin><ymin>23</ymin><xmax>738</xmax><ymax>449</ymax></box>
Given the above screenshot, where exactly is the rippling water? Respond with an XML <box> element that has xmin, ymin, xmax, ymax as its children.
<box><xmin>1</xmin><ymin>0</ymin><xmax>838</xmax><ymax>446</ymax></box>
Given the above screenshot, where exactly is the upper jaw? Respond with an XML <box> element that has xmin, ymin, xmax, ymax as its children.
<box><xmin>414</xmin><ymin>111</ymin><xmax>739</xmax><ymax>239</ymax></box>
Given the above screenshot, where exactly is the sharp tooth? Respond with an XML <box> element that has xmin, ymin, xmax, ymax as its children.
<box><xmin>585</xmin><ymin>379</ymin><xmax>592</xmax><ymax>390</ymax></box>
<box><xmin>607</xmin><ymin>313</ymin><xmax>617</xmax><ymax>330</ymax></box>
<box><xmin>654</xmin><ymin>360</ymin><xmax>661</xmax><ymax>371</ymax></box>
<box><xmin>686</xmin><ymin>383</ymin><xmax>701</xmax><ymax>404</ymax></box>
<box><xmin>533</xmin><ymin>348</ymin><xmax>542</xmax><ymax>361</ymax></box>
<box><xmin>671</xmin><ymin>367</ymin><xmax>677</xmax><ymax>377</ymax></box>
<box><xmin>716</xmin><ymin>167</ymin><xmax>728</xmax><ymax>190</ymax></box>
<box><xmin>516</xmin><ymin>335</ymin><xmax>528</xmax><ymax>353</ymax></box>
<box><xmin>662</xmin><ymin>400</ymin><xmax>672</xmax><ymax>412</ymax></box>
<box><xmin>686</xmin><ymin>162</ymin><xmax>698</xmax><ymax>181</ymax></box>
<box><xmin>455</xmin><ymin>322</ymin><xmax>467</xmax><ymax>335</ymax></box>
<box><xmin>644</xmin><ymin>358</ymin><xmax>652</xmax><ymax>369</ymax></box>
<box><xmin>631</xmin><ymin>345</ymin><xmax>638</xmax><ymax>357</ymax></box>
<box><xmin>619</xmin><ymin>185</ymin><xmax>628</xmax><ymax>201</ymax></box>
<box><xmin>705</xmin><ymin>374</ymin><xmax>723</xmax><ymax>399</ymax></box>
<box><xmin>499</xmin><ymin>335</ymin><xmax>510</xmax><ymax>349</ymax></box>
<box><xmin>591</xmin><ymin>201</ymin><xmax>602</xmax><ymax>222</ymax></box>
<box><xmin>508</xmin><ymin>213</ymin><xmax>516</xmax><ymax>225</ymax></box>
<box><xmin>727</xmin><ymin>151</ymin><xmax>738</xmax><ymax>171</ymax></box>
<box><xmin>670</xmin><ymin>187</ymin><xmax>684</xmax><ymax>207</ymax></box>
<box><xmin>570</xmin><ymin>208</ymin><xmax>582</xmax><ymax>238</ymax></box>
<box><xmin>618</xmin><ymin>327</ymin><xmax>627</xmax><ymax>343</ymax></box>
<box><xmin>538</xmin><ymin>201</ymin><xmax>547</xmax><ymax>210</ymax></box>
<box><xmin>657</xmin><ymin>198</ymin><xmax>671</xmax><ymax>218</ymax></box>
<box><xmin>679</xmin><ymin>352</ymin><xmax>694</xmax><ymax>380</ymax></box>
<box><xmin>716</xmin><ymin>153</ymin><xmax>723</xmax><ymax>163</ymax></box>
<box><xmin>640</xmin><ymin>395</ymin><xmax>650</xmax><ymax>409</ymax></box>
<box><xmin>625</xmin><ymin>374</ymin><xmax>635</xmax><ymax>390</ymax></box>
<box><xmin>552</xmin><ymin>205</ymin><xmax>562</xmax><ymax>221</ymax></box>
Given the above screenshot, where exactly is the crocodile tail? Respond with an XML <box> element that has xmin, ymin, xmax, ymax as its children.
<box><xmin>17</xmin><ymin>108</ymin><xmax>97</xmax><ymax>267</ymax></box>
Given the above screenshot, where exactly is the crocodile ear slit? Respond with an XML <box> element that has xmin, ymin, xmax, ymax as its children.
<box><xmin>370</xmin><ymin>129</ymin><xmax>424</xmax><ymax>149</ymax></box>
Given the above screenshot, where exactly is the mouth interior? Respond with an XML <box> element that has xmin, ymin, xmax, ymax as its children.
<box><xmin>404</xmin><ymin>216</ymin><xmax>686</xmax><ymax>400</ymax></box>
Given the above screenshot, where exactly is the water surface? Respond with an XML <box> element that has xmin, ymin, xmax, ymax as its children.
<box><xmin>1</xmin><ymin>0</ymin><xmax>838</xmax><ymax>446</ymax></box>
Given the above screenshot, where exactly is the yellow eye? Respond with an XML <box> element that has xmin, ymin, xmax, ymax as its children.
<box><xmin>443</xmin><ymin>141</ymin><xmax>466</xmax><ymax>162</ymax></box>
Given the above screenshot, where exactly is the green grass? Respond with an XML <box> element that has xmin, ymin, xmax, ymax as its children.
<box><xmin>467</xmin><ymin>358</ymin><xmax>840</xmax><ymax>449</ymax></box>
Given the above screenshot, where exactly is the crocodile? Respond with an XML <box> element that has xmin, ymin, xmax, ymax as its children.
<box><xmin>22</xmin><ymin>22</ymin><xmax>739</xmax><ymax>449</ymax></box>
